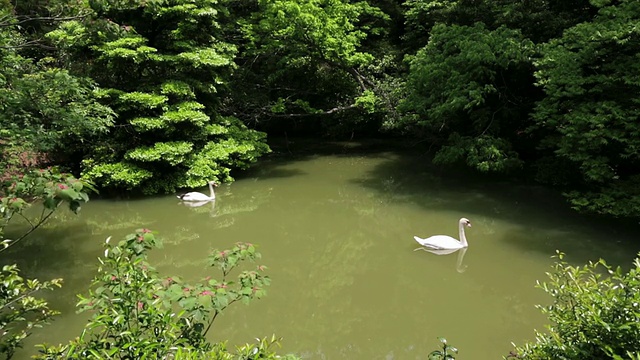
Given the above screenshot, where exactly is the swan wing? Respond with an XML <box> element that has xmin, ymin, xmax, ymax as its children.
<box><xmin>413</xmin><ymin>235</ymin><xmax>463</xmax><ymax>250</ymax></box>
<box><xmin>179</xmin><ymin>192</ymin><xmax>211</xmax><ymax>202</ymax></box>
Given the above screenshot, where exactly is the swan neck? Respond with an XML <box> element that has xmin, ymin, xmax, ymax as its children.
<box><xmin>458</xmin><ymin>222</ymin><xmax>468</xmax><ymax>247</ymax></box>
<box><xmin>208</xmin><ymin>183</ymin><xmax>215</xmax><ymax>198</ymax></box>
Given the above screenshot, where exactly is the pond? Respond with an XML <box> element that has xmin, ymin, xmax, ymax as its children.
<box><xmin>8</xmin><ymin>141</ymin><xmax>640</xmax><ymax>359</ymax></box>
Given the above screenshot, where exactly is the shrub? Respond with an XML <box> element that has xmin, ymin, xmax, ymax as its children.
<box><xmin>0</xmin><ymin>169</ymin><xmax>92</xmax><ymax>359</ymax></box>
<box><xmin>512</xmin><ymin>252</ymin><xmax>640</xmax><ymax>359</ymax></box>
<box><xmin>34</xmin><ymin>229</ymin><xmax>298</xmax><ymax>359</ymax></box>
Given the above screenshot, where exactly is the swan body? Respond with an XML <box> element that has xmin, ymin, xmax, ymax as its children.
<box><xmin>414</xmin><ymin>217</ymin><xmax>472</xmax><ymax>250</ymax></box>
<box><xmin>177</xmin><ymin>181</ymin><xmax>217</xmax><ymax>202</ymax></box>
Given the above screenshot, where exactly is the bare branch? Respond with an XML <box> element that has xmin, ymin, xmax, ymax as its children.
<box><xmin>269</xmin><ymin>103</ymin><xmax>359</xmax><ymax>118</ymax></box>
<box><xmin>0</xmin><ymin>13</ymin><xmax>89</xmax><ymax>28</ymax></box>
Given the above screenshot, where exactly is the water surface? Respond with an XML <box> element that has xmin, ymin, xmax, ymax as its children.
<box><xmin>8</xmin><ymin>142</ymin><xmax>640</xmax><ymax>359</ymax></box>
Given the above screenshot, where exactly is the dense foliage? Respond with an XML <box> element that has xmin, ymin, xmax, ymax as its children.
<box><xmin>396</xmin><ymin>0</ymin><xmax>640</xmax><ymax>217</ymax></box>
<box><xmin>0</xmin><ymin>1</ymin><xmax>113</xmax><ymax>169</ymax></box>
<box><xmin>398</xmin><ymin>23</ymin><xmax>535</xmax><ymax>172</ymax></box>
<box><xmin>531</xmin><ymin>0</ymin><xmax>640</xmax><ymax>217</ymax></box>
<box><xmin>512</xmin><ymin>252</ymin><xmax>640</xmax><ymax>359</ymax></box>
<box><xmin>2</xmin><ymin>0</ymin><xmax>638</xmax><ymax>215</ymax></box>
<box><xmin>227</xmin><ymin>0</ymin><xmax>389</xmax><ymax>136</ymax></box>
<box><xmin>45</xmin><ymin>0</ymin><xmax>270</xmax><ymax>194</ymax></box>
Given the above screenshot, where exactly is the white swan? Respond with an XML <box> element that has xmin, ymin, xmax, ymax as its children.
<box><xmin>177</xmin><ymin>181</ymin><xmax>217</xmax><ymax>202</ymax></box>
<box><xmin>413</xmin><ymin>217</ymin><xmax>472</xmax><ymax>250</ymax></box>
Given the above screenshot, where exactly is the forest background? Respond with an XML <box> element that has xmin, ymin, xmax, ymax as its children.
<box><xmin>2</xmin><ymin>0</ymin><xmax>639</xmax><ymax>218</ymax></box>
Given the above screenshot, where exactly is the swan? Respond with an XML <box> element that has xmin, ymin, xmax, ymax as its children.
<box><xmin>177</xmin><ymin>181</ymin><xmax>217</xmax><ymax>202</ymax></box>
<box><xmin>413</xmin><ymin>217</ymin><xmax>471</xmax><ymax>250</ymax></box>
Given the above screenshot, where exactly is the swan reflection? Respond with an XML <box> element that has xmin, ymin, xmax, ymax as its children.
<box><xmin>178</xmin><ymin>199</ymin><xmax>217</xmax><ymax>217</ymax></box>
<box><xmin>179</xmin><ymin>200</ymin><xmax>214</xmax><ymax>208</ymax></box>
<box><xmin>414</xmin><ymin>246</ymin><xmax>468</xmax><ymax>273</ymax></box>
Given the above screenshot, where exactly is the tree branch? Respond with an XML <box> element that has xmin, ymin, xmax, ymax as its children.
<box><xmin>268</xmin><ymin>103</ymin><xmax>359</xmax><ymax>118</ymax></box>
<box><xmin>0</xmin><ymin>13</ymin><xmax>89</xmax><ymax>28</ymax></box>
<box><xmin>0</xmin><ymin>206</ymin><xmax>58</xmax><ymax>253</ymax></box>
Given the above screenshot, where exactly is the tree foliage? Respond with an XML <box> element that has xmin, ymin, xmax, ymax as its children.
<box><xmin>402</xmin><ymin>0</ymin><xmax>597</xmax><ymax>51</ymax></box>
<box><xmin>0</xmin><ymin>169</ymin><xmax>92</xmax><ymax>359</ymax></box>
<box><xmin>531</xmin><ymin>0</ymin><xmax>640</xmax><ymax>217</ymax></box>
<box><xmin>398</xmin><ymin>23</ymin><xmax>535</xmax><ymax>172</ymax></box>
<box><xmin>0</xmin><ymin>1</ymin><xmax>113</xmax><ymax>169</ymax></box>
<box><xmin>47</xmin><ymin>0</ymin><xmax>270</xmax><ymax>194</ymax></box>
<box><xmin>227</xmin><ymin>0</ymin><xmax>389</xmax><ymax>134</ymax></box>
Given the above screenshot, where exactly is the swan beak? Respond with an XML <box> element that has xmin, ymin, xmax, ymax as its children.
<box><xmin>467</xmin><ymin>223</ymin><xmax>472</xmax><ymax>227</ymax></box>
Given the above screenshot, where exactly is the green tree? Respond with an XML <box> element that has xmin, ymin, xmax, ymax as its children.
<box><xmin>0</xmin><ymin>1</ymin><xmax>113</xmax><ymax>171</ymax></box>
<box><xmin>47</xmin><ymin>0</ymin><xmax>270</xmax><ymax>194</ymax></box>
<box><xmin>531</xmin><ymin>0</ymin><xmax>640</xmax><ymax>217</ymax></box>
<box><xmin>402</xmin><ymin>0</ymin><xmax>597</xmax><ymax>51</ymax></box>
<box><xmin>227</xmin><ymin>0</ymin><xmax>389</xmax><ymax>136</ymax></box>
<box><xmin>397</xmin><ymin>23</ymin><xmax>536</xmax><ymax>172</ymax></box>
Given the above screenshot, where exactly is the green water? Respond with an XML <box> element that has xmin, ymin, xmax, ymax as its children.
<box><xmin>6</xmin><ymin>144</ymin><xmax>640</xmax><ymax>359</ymax></box>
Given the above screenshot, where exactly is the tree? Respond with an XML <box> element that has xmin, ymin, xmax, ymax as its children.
<box><xmin>531</xmin><ymin>0</ymin><xmax>640</xmax><ymax>217</ymax></box>
<box><xmin>226</xmin><ymin>0</ymin><xmax>390</xmax><ymax>136</ymax></box>
<box><xmin>397</xmin><ymin>23</ymin><xmax>536</xmax><ymax>172</ymax></box>
<box><xmin>402</xmin><ymin>0</ymin><xmax>597</xmax><ymax>52</ymax></box>
<box><xmin>0</xmin><ymin>1</ymin><xmax>113</xmax><ymax>171</ymax></box>
<box><xmin>47</xmin><ymin>0</ymin><xmax>270</xmax><ymax>194</ymax></box>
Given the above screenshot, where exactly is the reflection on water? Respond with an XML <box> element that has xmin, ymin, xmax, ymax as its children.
<box><xmin>416</xmin><ymin>247</ymin><xmax>469</xmax><ymax>273</ymax></box>
<box><xmin>179</xmin><ymin>199</ymin><xmax>216</xmax><ymax>209</ymax></box>
<box><xmin>6</xmin><ymin>145</ymin><xmax>640</xmax><ymax>360</ymax></box>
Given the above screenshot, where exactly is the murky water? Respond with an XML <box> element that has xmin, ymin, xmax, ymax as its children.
<box><xmin>6</xmin><ymin>142</ymin><xmax>640</xmax><ymax>359</ymax></box>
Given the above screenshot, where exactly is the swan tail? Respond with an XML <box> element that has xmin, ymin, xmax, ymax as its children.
<box><xmin>413</xmin><ymin>236</ymin><xmax>443</xmax><ymax>250</ymax></box>
<box><xmin>413</xmin><ymin>236</ymin><xmax>438</xmax><ymax>247</ymax></box>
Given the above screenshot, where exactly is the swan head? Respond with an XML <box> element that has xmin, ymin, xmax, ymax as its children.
<box><xmin>208</xmin><ymin>181</ymin><xmax>219</xmax><ymax>187</ymax></box>
<box><xmin>459</xmin><ymin>218</ymin><xmax>472</xmax><ymax>227</ymax></box>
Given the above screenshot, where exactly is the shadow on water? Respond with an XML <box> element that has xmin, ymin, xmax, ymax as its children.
<box><xmin>355</xmin><ymin>153</ymin><xmax>639</xmax><ymax>268</ymax></box>
<box><xmin>1</xmin><ymin>216</ymin><xmax>101</xmax><ymax>319</ymax></box>
<box><xmin>255</xmin><ymin>139</ymin><xmax>640</xmax><ymax>268</ymax></box>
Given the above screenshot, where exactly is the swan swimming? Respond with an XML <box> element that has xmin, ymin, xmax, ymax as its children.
<box><xmin>413</xmin><ymin>217</ymin><xmax>472</xmax><ymax>250</ymax></box>
<box><xmin>177</xmin><ymin>181</ymin><xmax>217</xmax><ymax>202</ymax></box>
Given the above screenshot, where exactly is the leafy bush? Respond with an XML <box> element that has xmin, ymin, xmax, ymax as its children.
<box><xmin>513</xmin><ymin>252</ymin><xmax>640</xmax><ymax>359</ymax></box>
<box><xmin>34</xmin><ymin>229</ymin><xmax>298</xmax><ymax>359</ymax></box>
<box><xmin>0</xmin><ymin>168</ymin><xmax>92</xmax><ymax>251</ymax></box>
<box><xmin>0</xmin><ymin>169</ymin><xmax>92</xmax><ymax>359</ymax></box>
